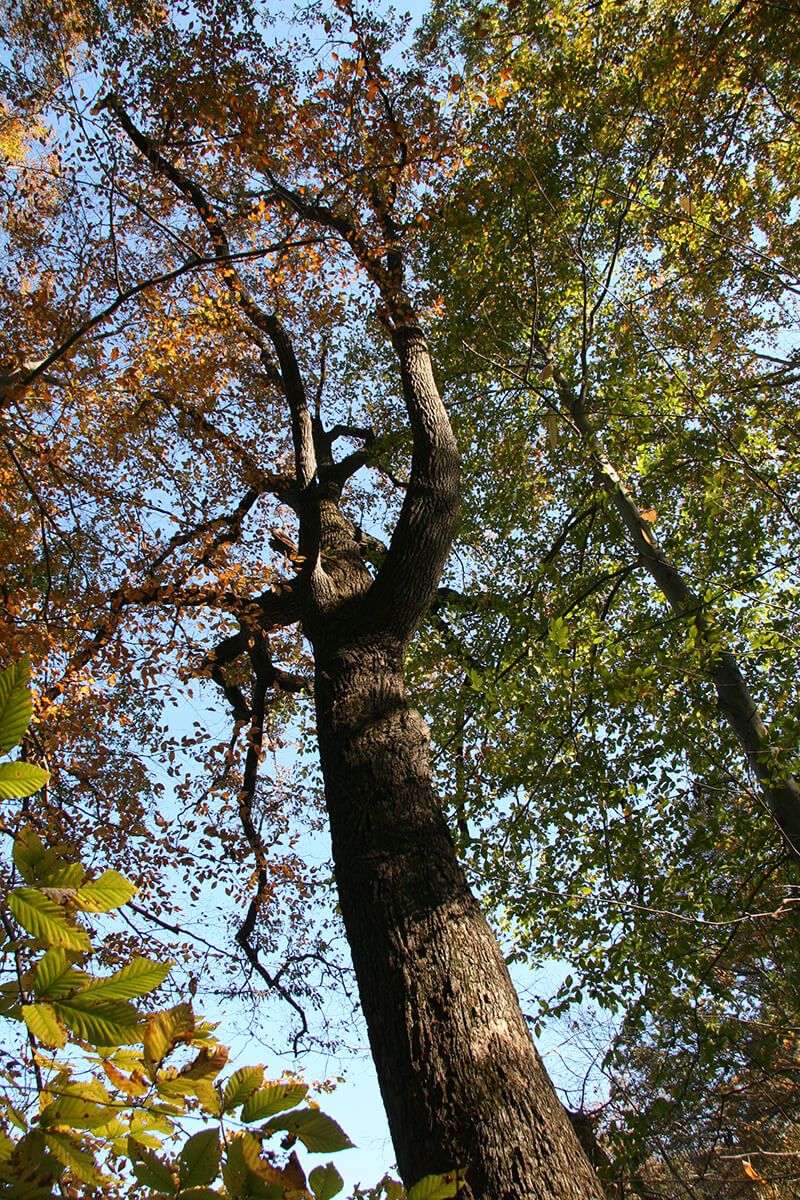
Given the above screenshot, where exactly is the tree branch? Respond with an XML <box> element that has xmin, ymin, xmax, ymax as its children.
<box><xmin>541</xmin><ymin>341</ymin><xmax>800</xmax><ymax>864</ymax></box>
<box><xmin>104</xmin><ymin>96</ymin><xmax>319</xmax><ymax>500</ymax></box>
<box><xmin>364</xmin><ymin>324</ymin><xmax>460</xmax><ymax>647</ymax></box>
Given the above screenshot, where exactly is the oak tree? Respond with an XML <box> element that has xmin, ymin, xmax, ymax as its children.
<box><xmin>1</xmin><ymin>1</ymin><xmax>607</xmax><ymax>1197</ymax></box>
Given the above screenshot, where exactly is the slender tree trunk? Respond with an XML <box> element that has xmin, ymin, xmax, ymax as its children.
<box><xmin>551</xmin><ymin>365</ymin><xmax>800</xmax><ymax>863</ymax></box>
<box><xmin>314</xmin><ymin>643</ymin><xmax>606</xmax><ymax>1200</ymax></box>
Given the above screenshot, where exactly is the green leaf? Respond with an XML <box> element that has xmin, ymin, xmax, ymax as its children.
<box><xmin>192</xmin><ymin>1078</ymin><xmax>222</xmax><ymax>1117</ymax></box>
<box><xmin>45</xmin><ymin>1131</ymin><xmax>106</xmax><ymax>1184</ymax></box>
<box><xmin>0</xmin><ymin>760</ymin><xmax>49</xmax><ymax>799</ymax></box>
<box><xmin>263</xmin><ymin>1108</ymin><xmax>354</xmax><ymax>1153</ymax></box>
<box><xmin>128</xmin><ymin>1138</ymin><xmax>178</xmax><ymax>1193</ymax></box>
<box><xmin>41</xmin><ymin>862</ymin><xmax>84</xmax><ymax>888</ymax></box>
<box><xmin>8</xmin><ymin>889</ymin><xmax>90</xmax><ymax>951</ymax></box>
<box><xmin>156</xmin><ymin>1078</ymin><xmax>191</xmax><ymax>1110</ymax></box>
<box><xmin>309</xmin><ymin>1162</ymin><xmax>344</xmax><ymax>1200</ymax></box>
<box><xmin>81</xmin><ymin>957</ymin><xmax>171</xmax><ymax>1002</ymax></box>
<box><xmin>407</xmin><ymin>1172</ymin><xmax>465</xmax><ymax>1200</ymax></box>
<box><xmin>0</xmin><ymin>1129</ymin><xmax>14</xmax><ymax>1165</ymax></box>
<box><xmin>223</xmin><ymin>1066</ymin><xmax>265</xmax><ymax>1113</ymax></box>
<box><xmin>0</xmin><ymin>657</ymin><xmax>32</xmax><ymax>753</ymax></box>
<box><xmin>240</xmin><ymin>1081</ymin><xmax>308</xmax><ymax>1123</ymax></box>
<box><xmin>21</xmin><ymin>1002</ymin><xmax>66</xmax><ymax>1048</ymax></box>
<box><xmin>178</xmin><ymin>1190</ymin><xmax>224</xmax><ymax>1199</ymax></box>
<box><xmin>179</xmin><ymin>1129</ymin><xmax>221</xmax><ymax>1189</ymax></box>
<box><xmin>40</xmin><ymin>1093</ymin><xmax>111</xmax><ymax>1131</ymax></box>
<box><xmin>33</xmin><ymin>947</ymin><xmax>90</xmax><ymax>999</ymax></box>
<box><xmin>12</xmin><ymin>825</ymin><xmax>46</xmax><ymax>883</ymax></box>
<box><xmin>73</xmin><ymin>869</ymin><xmax>137</xmax><ymax>912</ymax></box>
<box><xmin>53</xmin><ymin>992</ymin><xmax>144</xmax><ymax>1046</ymax></box>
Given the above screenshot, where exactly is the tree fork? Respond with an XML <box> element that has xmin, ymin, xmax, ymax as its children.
<box><xmin>302</xmin><ymin>329</ymin><xmax>604</xmax><ymax>1198</ymax></box>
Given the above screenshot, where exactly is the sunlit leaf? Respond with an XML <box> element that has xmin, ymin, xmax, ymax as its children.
<box><xmin>0</xmin><ymin>657</ymin><xmax>32</xmax><ymax>753</ymax></box>
<box><xmin>8</xmin><ymin>889</ymin><xmax>90</xmax><ymax>951</ymax></box>
<box><xmin>241</xmin><ymin>1081</ymin><xmax>308</xmax><ymax>1123</ymax></box>
<box><xmin>263</xmin><ymin>1108</ymin><xmax>354</xmax><ymax>1153</ymax></box>
<box><xmin>0</xmin><ymin>761</ymin><xmax>49</xmax><ymax>799</ymax></box>
<box><xmin>73</xmin><ymin>869</ymin><xmax>137</xmax><ymax>912</ymax></box>
<box><xmin>21</xmin><ymin>1002</ymin><xmax>66</xmax><ymax>1048</ymax></box>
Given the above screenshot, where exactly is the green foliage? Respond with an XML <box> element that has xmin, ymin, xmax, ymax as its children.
<box><xmin>0</xmin><ymin>658</ymin><xmax>34</xmax><ymax>754</ymax></box>
<box><xmin>412</xmin><ymin>0</ymin><xmax>800</xmax><ymax>1189</ymax></box>
<box><xmin>0</xmin><ymin>660</ymin><xmax>356</xmax><ymax>1198</ymax></box>
<box><xmin>350</xmin><ymin>1173</ymin><xmax>462</xmax><ymax>1200</ymax></box>
<box><xmin>309</xmin><ymin>1162</ymin><xmax>344</xmax><ymax>1200</ymax></box>
<box><xmin>406</xmin><ymin>1173</ymin><xmax>464</xmax><ymax>1200</ymax></box>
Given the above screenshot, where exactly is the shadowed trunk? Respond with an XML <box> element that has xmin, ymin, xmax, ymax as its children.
<box><xmin>314</xmin><ymin>644</ymin><xmax>605</xmax><ymax>1199</ymax></box>
<box><xmin>302</xmin><ymin>328</ymin><xmax>604</xmax><ymax>1198</ymax></box>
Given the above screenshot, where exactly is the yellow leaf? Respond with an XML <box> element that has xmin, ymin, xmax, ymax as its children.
<box><xmin>546</xmin><ymin>413</ymin><xmax>559</xmax><ymax>449</ymax></box>
<box><xmin>743</xmin><ymin>1159</ymin><xmax>765</xmax><ymax>1184</ymax></box>
<box><xmin>102</xmin><ymin>1061</ymin><xmax>147</xmax><ymax>1097</ymax></box>
<box><xmin>639</xmin><ymin>508</ymin><xmax>657</xmax><ymax>523</ymax></box>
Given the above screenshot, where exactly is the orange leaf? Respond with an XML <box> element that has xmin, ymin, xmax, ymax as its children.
<box><xmin>743</xmin><ymin>1159</ymin><xmax>765</xmax><ymax>1184</ymax></box>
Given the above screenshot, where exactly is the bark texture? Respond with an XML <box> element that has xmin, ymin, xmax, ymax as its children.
<box><xmin>303</xmin><ymin>329</ymin><xmax>604</xmax><ymax>1199</ymax></box>
<box><xmin>314</xmin><ymin>648</ymin><xmax>605</xmax><ymax>1199</ymax></box>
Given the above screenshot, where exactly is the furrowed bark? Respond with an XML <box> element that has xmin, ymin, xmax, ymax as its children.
<box><xmin>306</xmin><ymin>331</ymin><xmax>604</xmax><ymax>1199</ymax></box>
<box><xmin>552</xmin><ymin>364</ymin><xmax>800</xmax><ymax>863</ymax></box>
<box><xmin>314</xmin><ymin>649</ymin><xmax>606</xmax><ymax>1199</ymax></box>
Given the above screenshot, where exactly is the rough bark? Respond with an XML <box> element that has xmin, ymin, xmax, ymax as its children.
<box><xmin>313</xmin><ymin>647</ymin><xmax>605</xmax><ymax>1199</ymax></box>
<box><xmin>302</xmin><ymin>330</ymin><xmax>605</xmax><ymax>1199</ymax></box>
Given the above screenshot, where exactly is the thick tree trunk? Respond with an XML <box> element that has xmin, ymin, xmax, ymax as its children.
<box><xmin>293</xmin><ymin>327</ymin><xmax>603</xmax><ymax>1196</ymax></box>
<box><xmin>314</xmin><ymin>642</ymin><xmax>606</xmax><ymax>1200</ymax></box>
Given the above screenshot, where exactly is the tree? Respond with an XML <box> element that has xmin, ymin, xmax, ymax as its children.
<box><xmin>6</xmin><ymin>0</ymin><xmax>800</xmax><ymax>1193</ymax></box>
<box><xmin>0</xmin><ymin>2</ymin><xmax>606</xmax><ymax>1197</ymax></box>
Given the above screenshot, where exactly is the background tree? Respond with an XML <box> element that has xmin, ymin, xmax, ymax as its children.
<box><xmin>413</xmin><ymin>0</ymin><xmax>800</xmax><ymax>1192</ymax></box>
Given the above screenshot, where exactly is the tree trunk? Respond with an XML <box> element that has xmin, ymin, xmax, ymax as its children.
<box><xmin>314</xmin><ymin>641</ymin><xmax>605</xmax><ymax>1200</ymax></box>
<box><xmin>550</xmin><ymin>363</ymin><xmax>800</xmax><ymax>864</ymax></box>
